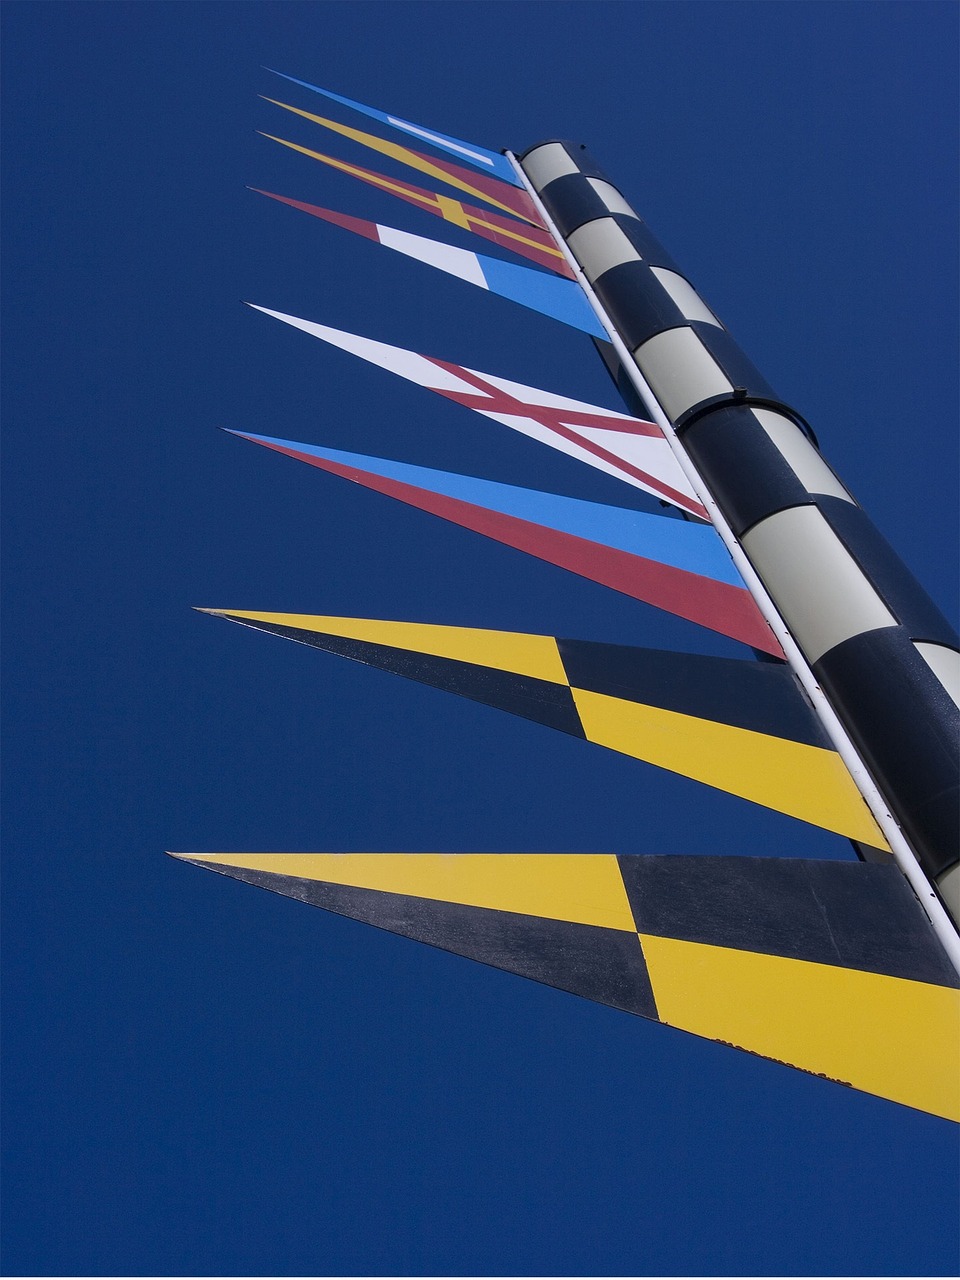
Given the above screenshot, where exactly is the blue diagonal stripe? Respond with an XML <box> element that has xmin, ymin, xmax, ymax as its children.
<box><xmin>477</xmin><ymin>254</ymin><xmax>607</xmax><ymax>338</ymax></box>
<box><xmin>236</xmin><ymin>432</ymin><xmax>742</xmax><ymax>586</ymax></box>
<box><xmin>264</xmin><ymin>69</ymin><xmax>522</xmax><ymax>186</ymax></box>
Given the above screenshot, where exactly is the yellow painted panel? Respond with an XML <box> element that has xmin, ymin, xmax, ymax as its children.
<box><xmin>181</xmin><ymin>853</ymin><xmax>637</xmax><ymax>932</ymax></box>
<box><xmin>273</xmin><ymin>140</ymin><xmax>438</xmax><ymax>209</ymax></box>
<box><xmin>261</xmin><ymin>98</ymin><xmax>537</xmax><ymax>223</ymax></box>
<box><xmin>204</xmin><ymin>610</ymin><xmax>569</xmax><ymax>684</ymax></box>
<box><xmin>571</xmin><ymin>687</ymin><xmax>888</xmax><ymax>847</ymax></box>
<box><xmin>641</xmin><ymin>933</ymin><xmax>960</xmax><ymax>1120</ymax></box>
<box><xmin>436</xmin><ymin>194</ymin><xmax>472</xmax><ymax>230</ymax></box>
<box><xmin>262</xmin><ymin>140</ymin><xmax>563</xmax><ymax>261</ymax></box>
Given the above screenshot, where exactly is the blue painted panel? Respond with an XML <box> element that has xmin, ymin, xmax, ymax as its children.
<box><xmin>477</xmin><ymin>253</ymin><xmax>608</xmax><ymax>338</ymax></box>
<box><xmin>264</xmin><ymin>68</ymin><xmax>522</xmax><ymax>186</ymax></box>
<box><xmin>239</xmin><ymin>432</ymin><xmax>742</xmax><ymax>585</ymax></box>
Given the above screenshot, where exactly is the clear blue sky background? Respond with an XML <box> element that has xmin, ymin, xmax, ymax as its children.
<box><xmin>3</xmin><ymin>2</ymin><xmax>958</xmax><ymax>1275</ymax></box>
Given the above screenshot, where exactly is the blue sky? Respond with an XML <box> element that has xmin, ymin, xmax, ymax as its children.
<box><xmin>3</xmin><ymin>2</ymin><xmax>958</xmax><ymax>1275</ymax></box>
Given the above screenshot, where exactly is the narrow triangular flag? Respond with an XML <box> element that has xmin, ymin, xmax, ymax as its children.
<box><xmin>171</xmin><ymin>849</ymin><xmax>959</xmax><ymax>1120</ymax></box>
<box><xmin>261</xmin><ymin>97</ymin><xmax>541</xmax><ymax>223</ymax></box>
<box><xmin>246</xmin><ymin>306</ymin><xmax>706</xmax><ymax>517</ymax></box>
<box><xmin>200</xmin><ymin>608</ymin><xmax>887</xmax><ymax>846</ymax></box>
<box><xmin>231</xmin><ymin>430</ymin><xmax>779</xmax><ymax>654</ymax></box>
<box><xmin>263</xmin><ymin>70</ymin><xmax>523</xmax><ymax>187</ymax></box>
<box><xmin>253</xmin><ymin>177</ymin><xmax>572</xmax><ymax>276</ymax></box>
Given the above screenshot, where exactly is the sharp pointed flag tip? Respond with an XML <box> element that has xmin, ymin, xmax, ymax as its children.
<box><xmin>260</xmin><ymin>96</ymin><xmax>538</xmax><ymax>220</ymax></box>
<box><xmin>256</xmin><ymin>72</ymin><xmax>524</xmax><ymax>187</ymax></box>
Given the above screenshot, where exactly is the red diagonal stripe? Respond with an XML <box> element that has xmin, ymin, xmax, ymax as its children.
<box><xmin>246</xmin><ymin>436</ymin><xmax>780</xmax><ymax>655</ymax></box>
<box><xmin>424</xmin><ymin>358</ymin><xmax>706</xmax><ymax>516</ymax></box>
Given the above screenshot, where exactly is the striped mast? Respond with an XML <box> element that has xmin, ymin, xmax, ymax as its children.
<box><xmin>508</xmin><ymin>142</ymin><xmax>960</xmax><ymax>963</ymax></box>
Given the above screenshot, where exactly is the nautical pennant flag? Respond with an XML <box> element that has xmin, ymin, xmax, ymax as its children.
<box><xmin>230</xmin><ymin>430</ymin><xmax>780</xmax><ymax>655</ymax></box>
<box><xmin>168</xmin><ymin>849</ymin><xmax>960</xmax><ymax>1121</ymax></box>
<box><xmin>198</xmin><ymin>608</ymin><xmax>886</xmax><ymax>847</ymax></box>
<box><xmin>254</xmin><ymin>196</ymin><xmax>603</xmax><ymax>337</ymax></box>
<box><xmin>179</xmin><ymin>75</ymin><xmax>960</xmax><ymax>1124</ymax></box>
<box><xmin>252</xmin><ymin>170</ymin><xmax>573</xmax><ymax>276</ymax></box>
<box><xmin>246</xmin><ymin>306</ymin><xmax>707</xmax><ymax>518</ymax></box>
<box><xmin>260</xmin><ymin>97</ymin><xmax>542</xmax><ymax>224</ymax></box>
<box><xmin>263</xmin><ymin>69</ymin><xmax>523</xmax><ymax>188</ymax></box>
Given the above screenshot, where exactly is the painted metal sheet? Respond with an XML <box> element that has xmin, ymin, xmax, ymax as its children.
<box><xmin>633</xmin><ymin>326</ymin><xmax>734</xmax><ymax>420</ymax></box>
<box><xmin>742</xmin><ymin>506</ymin><xmax>898</xmax><ymax>664</ymax></box>
<box><xmin>260</xmin><ymin>98</ymin><xmax>542</xmax><ymax>223</ymax></box>
<box><xmin>567</xmin><ymin>217</ymin><xmax>643</xmax><ymax>279</ymax></box>
<box><xmin>253</xmin><ymin>175</ymin><xmax>574</xmax><ymax>276</ymax></box>
<box><xmin>171</xmin><ymin>851</ymin><xmax>958</xmax><ymax>1120</ymax></box>
<box><xmin>263</xmin><ymin>69</ymin><xmax>523</xmax><ymax>187</ymax></box>
<box><xmin>199</xmin><ymin>608</ymin><xmax>887</xmax><ymax>847</ymax></box>
<box><xmin>230</xmin><ymin>430</ymin><xmax>779</xmax><ymax>653</ymax></box>
<box><xmin>247</xmin><ymin>306</ymin><xmax>707</xmax><ymax>517</ymax></box>
<box><xmin>251</xmin><ymin>196</ymin><xmax>602</xmax><ymax>335</ymax></box>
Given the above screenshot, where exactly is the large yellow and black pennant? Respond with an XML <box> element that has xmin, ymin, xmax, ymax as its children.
<box><xmin>199</xmin><ymin>608</ymin><xmax>887</xmax><ymax>847</ymax></box>
<box><xmin>170</xmin><ymin>850</ymin><xmax>960</xmax><ymax>1120</ymax></box>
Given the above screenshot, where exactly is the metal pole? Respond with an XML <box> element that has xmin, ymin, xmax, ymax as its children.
<box><xmin>507</xmin><ymin>144</ymin><xmax>960</xmax><ymax>971</ymax></box>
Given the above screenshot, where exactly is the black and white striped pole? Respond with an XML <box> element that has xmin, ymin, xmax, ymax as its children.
<box><xmin>508</xmin><ymin>141</ymin><xmax>960</xmax><ymax>961</ymax></box>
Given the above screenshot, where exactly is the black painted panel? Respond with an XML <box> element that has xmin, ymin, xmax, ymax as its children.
<box><xmin>226</xmin><ymin>618</ymin><xmax>586</xmax><ymax>739</ymax></box>
<box><xmin>618</xmin><ymin>854</ymin><xmax>958</xmax><ymax>985</ymax></box>
<box><xmin>536</xmin><ymin>173</ymin><xmax>619</xmax><ymax>237</ymax></box>
<box><xmin>535</xmin><ymin>169</ymin><xmax>682</xmax><ymax>268</ymax></box>
<box><xmin>814</xmin><ymin>629</ymin><xmax>960</xmax><ymax>880</ymax></box>
<box><xmin>680</xmin><ymin>404</ymin><xmax>814</xmax><ymax>535</ymax></box>
<box><xmin>614</xmin><ymin>216</ymin><xmax>684</xmax><ymax>272</ymax></box>
<box><xmin>557</xmin><ymin>637</ymin><xmax>826</xmax><ymax>744</ymax></box>
<box><xmin>818</xmin><ymin>497</ymin><xmax>960</xmax><ymax>647</ymax></box>
<box><xmin>592</xmin><ymin>263</ymin><xmax>687</xmax><ymax>351</ymax></box>
<box><xmin>693</xmin><ymin>325</ymin><xmax>781</xmax><ymax>401</ymax></box>
<box><xmin>193</xmin><ymin>861</ymin><xmax>658</xmax><ymax>1018</ymax></box>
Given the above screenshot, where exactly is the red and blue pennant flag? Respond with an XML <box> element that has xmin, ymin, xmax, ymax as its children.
<box><xmin>229</xmin><ymin>429</ymin><xmax>780</xmax><ymax>653</ymax></box>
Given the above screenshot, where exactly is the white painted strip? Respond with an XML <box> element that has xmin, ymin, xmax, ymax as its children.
<box><xmin>479</xmin><ymin>411</ymin><xmax>690</xmax><ymax>500</ymax></box>
<box><xmin>573</xmin><ymin>427</ymin><xmax>700</xmax><ymax>490</ymax></box>
<box><xmin>386</xmin><ymin>116</ymin><xmax>495</xmax><ymax>167</ymax></box>
<box><xmin>376</xmin><ymin>225</ymin><xmax>489</xmax><ymax>289</ymax></box>
<box><xmin>915</xmin><ymin>642</ymin><xmax>960</xmax><ymax>709</ymax></box>
<box><xmin>567</xmin><ymin>217</ymin><xmax>642</xmax><ymax>279</ymax></box>
<box><xmin>521</xmin><ymin>143</ymin><xmax>581</xmax><ymax>190</ymax></box>
<box><xmin>587</xmin><ymin>177</ymin><xmax>638</xmax><ymax>218</ymax></box>
<box><xmin>508</xmin><ymin>149</ymin><xmax>960</xmax><ymax>968</ymax></box>
<box><xmin>752</xmin><ymin>408</ymin><xmax>854</xmax><ymax>502</ymax></box>
<box><xmin>465</xmin><ymin>367</ymin><xmax>644</xmax><ymax>420</ymax></box>
<box><xmin>633</xmin><ymin>327</ymin><xmax>734</xmax><ymax>420</ymax></box>
<box><xmin>741</xmin><ymin>506</ymin><xmax>898</xmax><ymax>663</ymax></box>
<box><xmin>650</xmin><ymin>267</ymin><xmax>722</xmax><ymax>327</ymax></box>
<box><xmin>247</xmin><ymin>306</ymin><xmax>485</xmax><ymax>394</ymax></box>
